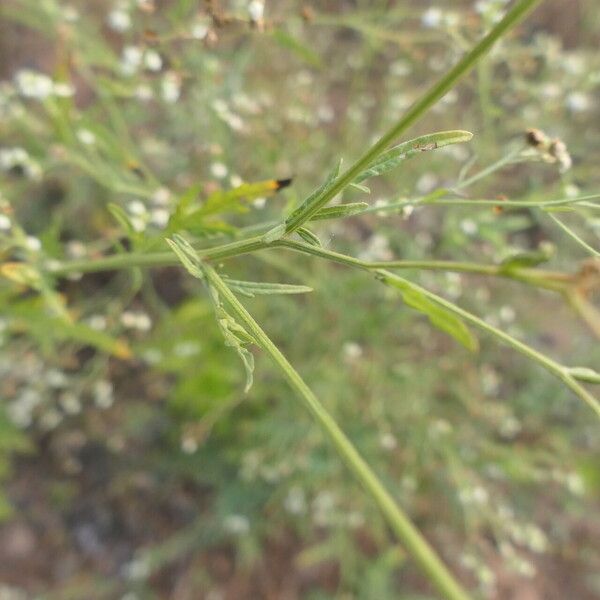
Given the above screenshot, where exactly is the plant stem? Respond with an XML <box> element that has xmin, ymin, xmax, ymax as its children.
<box><xmin>47</xmin><ymin>237</ymin><xmax>571</xmax><ymax>292</ymax></box>
<box><xmin>202</xmin><ymin>264</ymin><xmax>472</xmax><ymax>600</ymax></box>
<box><xmin>548</xmin><ymin>213</ymin><xmax>600</xmax><ymax>258</ymax></box>
<box><xmin>283</xmin><ymin>0</ymin><xmax>545</xmax><ymax>232</ymax></box>
<box><xmin>377</xmin><ymin>270</ymin><xmax>600</xmax><ymax>418</ymax></box>
<box><xmin>358</xmin><ymin>193</ymin><xmax>600</xmax><ymax>216</ymax></box>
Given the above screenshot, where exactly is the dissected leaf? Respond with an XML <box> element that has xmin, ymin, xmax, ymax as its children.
<box><xmin>166</xmin><ymin>236</ymin><xmax>258</xmax><ymax>392</ymax></box>
<box><xmin>355</xmin><ymin>131</ymin><xmax>473</xmax><ymax>184</ymax></box>
<box><xmin>378</xmin><ymin>273</ymin><xmax>479</xmax><ymax>352</ymax></box>
<box><xmin>177</xmin><ymin>178</ymin><xmax>292</xmax><ymax>229</ymax></box>
<box><xmin>208</xmin><ymin>284</ymin><xmax>257</xmax><ymax>393</ymax></box>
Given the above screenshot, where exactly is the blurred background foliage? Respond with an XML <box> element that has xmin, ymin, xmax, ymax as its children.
<box><xmin>0</xmin><ymin>0</ymin><xmax>599</xmax><ymax>598</ymax></box>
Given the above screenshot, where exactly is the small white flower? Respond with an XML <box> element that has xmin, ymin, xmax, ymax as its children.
<box><xmin>77</xmin><ymin>128</ymin><xmax>96</xmax><ymax>145</ymax></box>
<box><xmin>94</xmin><ymin>379</ymin><xmax>114</xmax><ymax>409</ymax></box>
<box><xmin>229</xmin><ymin>174</ymin><xmax>243</xmax><ymax>187</ymax></box>
<box><xmin>191</xmin><ymin>22</ymin><xmax>209</xmax><ymax>40</ymax></box>
<box><xmin>107</xmin><ymin>9</ymin><xmax>131</xmax><ymax>32</ymax></box>
<box><xmin>150</xmin><ymin>208</ymin><xmax>170</xmax><ymax>228</ymax></box>
<box><xmin>121</xmin><ymin>46</ymin><xmax>143</xmax><ymax>76</ymax></box>
<box><xmin>60</xmin><ymin>392</ymin><xmax>81</xmax><ymax>415</ymax></box>
<box><xmin>181</xmin><ymin>436</ymin><xmax>198</xmax><ymax>454</ymax></box>
<box><xmin>40</xmin><ymin>408</ymin><xmax>62</xmax><ymax>430</ymax></box>
<box><xmin>125</xmin><ymin>557</ymin><xmax>150</xmax><ymax>581</ymax></box>
<box><xmin>127</xmin><ymin>200</ymin><xmax>147</xmax><ymax>216</ymax></box>
<box><xmin>0</xmin><ymin>214</ymin><xmax>11</xmax><ymax>231</ymax></box>
<box><xmin>87</xmin><ymin>314</ymin><xmax>107</xmax><ymax>331</ymax></box>
<box><xmin>421</xmin><ymin>7</ymin><xmax>443</xmax><ymax>28</ymax></box>
<box><xmin>25</xmin><ymin>236</ymin><xmax>42</xmax><ymax>252</ymax></box>
<box><xmin>66</xmin><ymin>240</ymin><xmax>86</xmax><ymax>258</ymax></box>
<box><xmin>14</xmin><ymin>70</ymin><xmax>54</xmax><ymax>99</ymax></box>
<box><xmin>499</xmin><ymin>305</ymin><xmax>515</xmax><ymax>323</ymax></box>
<box><xmin>565</xmin><ymin>472</ymin><xmax>585</xmax><ymax>496</ymax></box>
<box><xmin>248</xmin><ymin>0</ymin><xmax>265</xmax><ymax>22</ymax></box>
<box><xmin>379</xmin><ymin>432</ymin><xmax>397</xmax><ymax>451</ymax></box>
<box><xmin>460</xmin><ymin>218</ymin><xmax>478</xmax><ymax>236</ymax></box>
<box><xmin>135</xmin><ymin>84</ymin><xmax>154</xmax><ymax>101</ymax></box>
<box><xmin>284</xmin><ymin>487</ymin><xmax>306</xmax><ymax>515</ymax></box>
<box><xmin>144</xmin><ymin>50</ymin><xmax>162</xmax><ymax>72</ymax></box>
<box><xmin>210</xmin><ymin>162</ymin><xmax>228</xmax><ymax>179</ymax></box>
<box><xmin>121</xmin><ymin>310</ymin><xmax>152</xmax><ymax>331</ymax></box>
<box><xmin>252</xmin><ymin>197</ymin><xmax>266</xmax><ymax>209</ymax></box>
<box><xmin>565</xmin><ymin>91</ymin><xmax>591</xmax><ymax>113</ymax></box>
<box><xmin>161</xmin><ymin>72</ymin><xmax>181</xmax><ymax>103</ymax></box>
<box><xmin>152</xmin><ymin>187</ymin><xmax>172</xmax><ymax>206</ymax></box>
<box><xmin>342</xmin><ymin>341</ymin><xmax>363</xmax><ymax>360</ymax></box>
<box><xmin>223</xmin><ymin>514</ymin><xmax>250</xmax><ymax>535</ymax></box>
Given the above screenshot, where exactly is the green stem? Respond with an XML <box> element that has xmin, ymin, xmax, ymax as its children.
<box><xmin>358</xmin><ymin>193</ymin><xmax>600</xmax><ymax>216</ymax></box>
<box><xmin>548</xmin><ymin>213</ymin><xmax>600</xmax><ymax>258</ymax></box>
<box><xmin>377</xmin><ymin>270</ymin><xmax>600</xmax><ymax>418</ymax></box>
<box><xmin>47</xmin><ymin>237</ymin><xmax>571</xmax><ymax>292</ymax></box>
<box><xmin>284</xmin><ymin>0</ymin><xmax>545</xmax><ymax>232</ymax></box>
<box><xmin>202</xmin><ymin>264</ymin><xmax>472</xmax><ymax>600</ymax></box>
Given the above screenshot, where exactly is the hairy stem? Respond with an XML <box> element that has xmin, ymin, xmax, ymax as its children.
<box><xmin>202</xmin><ymin>264</ymin><xmax>472</xmax><ymax>600</ymax></box>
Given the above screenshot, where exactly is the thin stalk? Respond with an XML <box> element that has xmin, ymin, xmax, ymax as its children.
<box><xmin>277</xmin><ymin>239</ymin><xmax>571</xmax><ymax>292</ymax></box>
<box><xmin>284</xmin><ymin>0</ymin><xmax>545</xmax><ymax>232</ymax></box>
<box><xmin>358</xmin><ymin>193</ymin><xmax>600</xmax><ymax>216</ymax></box>
<box><xmin>47</xmin><ymin>237</ymin><xmax>571</xmax><ymax>292</ymax></box>
<box><xmin>202</xmin><ymin>264</ymin><xmax>472</xmax><ymax>600</ymax></box>
<box><xmin>377</xmin><ymin>270</ymin><xmax>600</xmax><ymax>418</ymax></box>
<box><xmin>548</xmin><ymin>213</ymin><xmax>600</xmax><ymax>258</ymax></box>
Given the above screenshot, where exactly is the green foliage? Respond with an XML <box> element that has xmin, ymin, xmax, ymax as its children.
<box><xmin>0</xmin><ymin>0</ymin><xmax>599</xmax><ymax>598</ymax></box>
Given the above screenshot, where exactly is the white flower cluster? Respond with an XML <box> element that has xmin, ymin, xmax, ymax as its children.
<box><xmin>421</xmin><ymin>8</ymin><xmax>458</xmax><ymax>29</ymax></box>
<box><xmin>14</xmin><ymin>70</ymin><xmax>73</xmax><ymax>100</ymax></box>
<box><xmin>120</xmin><ymin>46</ymin><xmax>163</xmax><ymax>76</ymax></box>
<box><xmin>120</xmin><ymin>310</ymin><xmax>152</xmax><ymax>331</ymax></box>
<box><xmin>124</xmin><ymin>192</ymin><xmax>171</xmax><ymax>232</ymax></box>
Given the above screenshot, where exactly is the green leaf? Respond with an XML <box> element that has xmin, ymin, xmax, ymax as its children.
<box><xmin>207</xmin><ymin>284</ymin><xmax>257</xmax><ymax>393</ymax></box>
<box><xmin>355</xmin><ymin>130</ymin><xmax>473</xmax><ymax>184</ymax></box>
<box><xmin>499</xmin><ymin>248</ymin><xmax>553</xmax><ymax>271</ymax></box>
<box><xmin>379</xmin><ymin>274</ymin><xmax>479</xmax><ymax>352</ymax></box>
<box><xmin>296</xmin><ymin>227</ymin><xmax>322</xmax><ymax>246</ymax></box>
<box><xmin>166</xmin><ymin>236</ymin><xmax>258</xmax><ymax>392</ymax></box>
<box><xmin>225</xmin><ymin>279</ymin><xmax>313</xmax><ymax>297</ymax></box>
<box><xmin>183</xmin><ymin>179</ymin><xmax>291</xmax><ymax>223</ymax></box>
<box><xmin>567</xmin><ymin>367</ymin><xmax>600</xmax><ymax>384</ymax></box>
<box><xmin>165</xmin><ymin>235</ymin><xmax>204</xmax><ymax>279</ymax></box>
<box><xmin>349</xmin><ymin>182</ymin><xmax>371</xmax><ymax>193</ymax></box>
<box><xmin>310</xmin><ymin>202</ymin><xmax>369</xmax><ymax>221</ymax></box>
<box><xmin>284</xmin><ymin>159</ymin><xmax>342</xmax><ymax>231</ymax></box>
